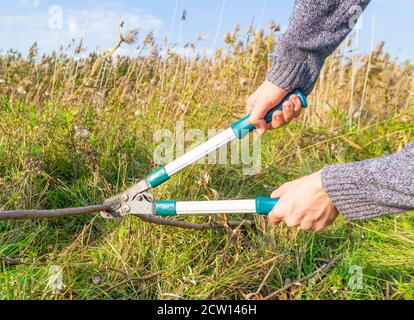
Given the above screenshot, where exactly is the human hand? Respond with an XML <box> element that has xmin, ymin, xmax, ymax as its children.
<box><xmin>246</xmin><ymin>80</ymin><xmax>303</xmax><ymax>133</ymax></box>
<box><xmin>269</xmin><ymin>171</ymin><xmax>339</xmax><ymax>232</ymax></box>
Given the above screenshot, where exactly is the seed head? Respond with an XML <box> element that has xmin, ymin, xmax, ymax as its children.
<box><xmin>181</xmin><ymin>9</ymin><xmax>187</xmax><ymax>21</ymax></box>
<box><xmin>143</xmin><ymin>32</ymin><xmax>154</xmax><ymax>46</ymax></box>
<box><xmin>123</xmin><ymin>29</ymin><xmax>139</xmax><ymax>45</ymax></box>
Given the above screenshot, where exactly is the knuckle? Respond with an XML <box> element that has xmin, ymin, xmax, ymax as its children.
<box><xmin>313</xmin><ymin>224</ymin><xmax>325</xmax><ymax>232</ymax></box>
<box><xmin>284</xmin><ymin>105</ymin><xmax>293</xmax><ymax>114</ymax></box>
<box><xmin>285</xmin><ymin>216</ymin><xmax>300</xmax><ymax>228</ymax></box>
<box><xmin>270</xmin><ymin>204</ymin><xmax>285</xmax><ymax>219</ymax></box>
<box><xmin>300</xmin><ymin>220</ymin><xmax>315</xmax><ymax>231</ymax></box>
<box><xmin>290</xmin><ymin>94</ymin><xmax>299</xmax><ymax>103</ymax></box>
<box><xmin>270</xmin><ymin>208</ymin><xmax>283</xmax><ymax>220</ymax></box>
<box><xmin>285</xmin><ymin>112</ymin><xmax>293</xmax><ymax>122</ymax></box>
<box><xmin>272</xmin><ymin>123</ymin><xmax>281</xmax><ymax>129</ymax></box>
<box><xmin>286</xmin><ymin>221</ymin><xmax>298</xmax><ymax>228</ymax></box>
<box><xmin>269</xmin><ymin>214</ymin><xmax>281</xmax><ymax>225</ymax></box>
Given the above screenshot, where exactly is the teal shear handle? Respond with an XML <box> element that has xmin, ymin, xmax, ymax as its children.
<box><xmin>255</xmin><ymin>197</ymin><xmax>279</xmax><ymax>215</ymax></box>
<box><xmin>140</xmin><ymin>89</ymin><xmax>307</xmax><ymax>191</ymax></box>
<box><xmin>155</xmin><ymin>197</ymin><xmax>279</xmax><ymax>217</ymax></box>
<box><xmin>231</xmin><ymin>89</ymin><xmax>307</xmax><ymax>139</ymax></box>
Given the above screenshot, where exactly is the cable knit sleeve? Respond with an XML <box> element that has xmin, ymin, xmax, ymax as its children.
<box><xmin>321</xmin><ymin>143</ymin><xmax>414</xmax><ymax>221</ymax></box>
<box><xmin>267</xmin><ymin>0</ymin><xmax>370</xmax><ymax>95</ymax></box>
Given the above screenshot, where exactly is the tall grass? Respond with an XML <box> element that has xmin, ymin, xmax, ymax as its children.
<box><xmin>0</xmin><ymin>24</ymin><xmax>413</xmax><ymax>299</ymax></box>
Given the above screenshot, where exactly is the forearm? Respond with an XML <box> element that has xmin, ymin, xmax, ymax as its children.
<box><xmin>267</xmin><ymin>0</ymin><xmax>370</xmax><ymax>95</ymax></box>
<box><xmin>321</xmin><ymin>142</ymin><xmax>414</xmax><ymax>221</ymax></box>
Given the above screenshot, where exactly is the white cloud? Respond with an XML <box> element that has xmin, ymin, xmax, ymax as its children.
<box><xmin>67</xmin><ymin>6</ymin><xmax>163</xmax><ymax>42</ymax></box>
<box><xmin>17</xmin><ymin>0</ymin><xmax>40</xmax><ymax>8</ymax></box>
<box><xmin>0</xmin><ymin>4</ymin><xmax>163</xmax><ymax>54</ymax></box>
<box><xmin>169</xmin><ymin>46</ymin><xmax>214</xmax><ymax>58</ymax></box>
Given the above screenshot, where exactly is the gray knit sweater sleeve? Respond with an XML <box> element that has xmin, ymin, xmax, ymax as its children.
<box><xmin>267</xmin><ymin>0</ymin><xmax>370</xmax><ymax>95</ymax></box>
<box><xmin>322</xmin><ymin>143</ymin><xmax>414</xmax><ymax>220</ymax></box>
<box><xmin>267</xmin><ymin>0</ymin><xmax>414</xmax><ymax>221</ymax></box>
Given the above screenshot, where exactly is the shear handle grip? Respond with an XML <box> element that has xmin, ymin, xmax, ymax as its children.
<box><xmin>230</xmin><ymin>89</ymin><xmax>307</xmax><ymax>139</ymax></box>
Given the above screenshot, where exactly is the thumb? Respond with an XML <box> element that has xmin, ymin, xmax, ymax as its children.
<box><xmin>249</xmin><ymin>101</ymin><xmax>273</xmax><ymax>133</ymax></box>
<box><xmin>252</xmin><ymin>119</ymin><xmax>268</xmax><ymax>133</ymax></box>
<box><xmin>271</xmin><ymin>182</ymin><xmax>291</xmax><ymax>199</ymax></box>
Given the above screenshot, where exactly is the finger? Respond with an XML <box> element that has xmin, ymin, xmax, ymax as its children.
<box><xmin>299</xmin><ymin>219</ymin><xmax>315</xmax><ymax>231</ymax></box>
<box><xmin>282</xmin><ymin>100</ymin><xmax>295</xmax><ymax>123</ymax></box>
<box><xmin>268</xmin><ymin>192</ymin><xmax>292</xmax><ymax>224</ymax></box>
<box><xmin>269</xmin><ymin>214</ymin><xmax>283</xmax><ymax>225</ymax></box>
<box><xmin>271</xmin><ymin>182</ymin><xmax>291</xmax><ymax>198</ymax></box>
<box><xmin>326</xmin><ymin>210</ymin><xmax>339</xmax><ymax>225</ymax></box>
<box><xmin>268</xmin><ymin>204</ymin><xmax>284</xmax><ymax>224</ymax></box>
<box><xmin>271</xmin><ymin>110</ymin><xmax>286</xmax><ymax>129</ymax></box>
<box><xmin>247</xmin><ymin>83</ymin><xmax>289</xmax><ymax>133</ymax></box>
<box><xmin>283</xmin><ymin>214</ymin><xmax>301</xmax><ymax>228</ymax></box>
<box><xmin>246</xmin><ymin>97</ymin><xmax>255</xmax><ymax>115</ymax></box>
<box><xmin>249</xmin><ymin>103</ymin><xmax>272</xmax><ymax>133</ymax></box>
<box><xmin>253</xmin><ymin>119</ymin><xmax>268</xmax><ymax>133</ymax></box>
<box><xmin>315</xmin><ymin>208</ymin><xmax>339</xmax><ymax>229</ymax></box>
<box><xmin>280</xmin><ymin>204</ymin><xmax>305</xmax><ymax>229</ymax></box>
<box><xmin>290</xmin><ymin>95</ymin><xmax>303</xmax><ymax>118</ymax></box>
<box><xmin>312</xmin><ymin>222</ymin><xmax>326</xmax><ymax>232</ymax></box>
<box><xmin>312</xmin><ymin>210</ymin><xmax>337</xmax><ymax>232</ymax></box>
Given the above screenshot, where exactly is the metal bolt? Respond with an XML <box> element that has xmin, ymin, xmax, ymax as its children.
<box><xmin>122</xmin><ymin>205</ymin><xmax>131</xmax><ymax>213</ymax></box>
<box><xmin>121</xmin><ymin>194</ymin><xmax>129</xmax><ymax>202</ymax></box>
<box><xmin>136</xmin><ymin>194</ymin><xmax>143</xmax><ymax>201</ymax></box>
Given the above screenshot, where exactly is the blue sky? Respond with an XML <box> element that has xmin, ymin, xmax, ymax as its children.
<box><xmin>1</xmin><ymin>0</ymin><xmax>413</xmax><ymax>61</ymax></box>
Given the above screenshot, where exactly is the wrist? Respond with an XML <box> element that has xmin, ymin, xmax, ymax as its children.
<box><xmin>321</xmin><ymin>164</ymin><xmax>369</xmax><ymax>221</ymax></box>
<box><xmin>267</xmin><ymin>57</ymin><xmax>311</xmax><ymax>94</ymax></box>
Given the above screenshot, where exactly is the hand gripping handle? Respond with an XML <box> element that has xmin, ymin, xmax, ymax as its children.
<box><xmin>230</xmin><ymin>89</ymin><xmax>307</xmax><ymax>139</ymax></box>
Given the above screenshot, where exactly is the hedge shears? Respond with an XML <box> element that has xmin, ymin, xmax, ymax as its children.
<box><xmin>101</xmin><ymin>90</ymin><xmax>307</xmax><ymax>220</ymax></box>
